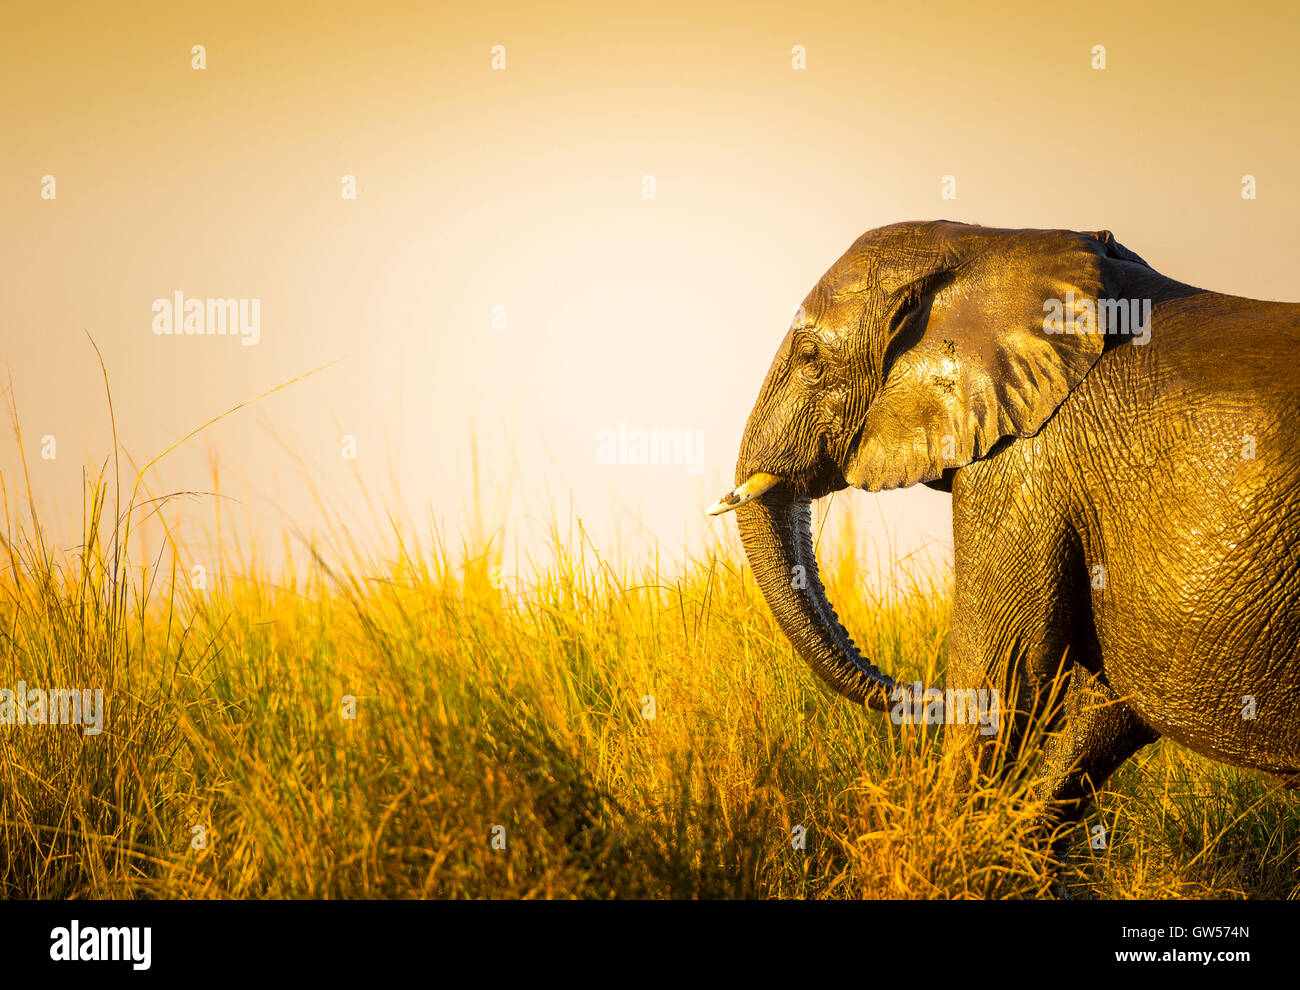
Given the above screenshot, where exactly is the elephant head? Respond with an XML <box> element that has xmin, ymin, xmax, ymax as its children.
<box><xmin>708</xmin><ymin>220</ymin><xmax>1146</xmax><ymax>710</ymax></box>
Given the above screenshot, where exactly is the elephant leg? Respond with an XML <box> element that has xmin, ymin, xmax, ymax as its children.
<box><xmin>1032</xmin><ymin>665</ymin><xmax>1159</xmax><ymax>846</ymax></box>
<box><xmin>1027</xmin><ymin>668</ymin><xmax>1157</xmax><ymax>897</ymax></box>
<box><xmin>943</xmin><ymin>464</ymin><xmax>1091</xmax><ymax>793</ymax></box>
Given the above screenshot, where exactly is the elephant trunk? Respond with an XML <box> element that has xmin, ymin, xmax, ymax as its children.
<box><xmin>736</xmin><ymin>491</ymin><xmax>896</xmax><ymax>710</ymax></box>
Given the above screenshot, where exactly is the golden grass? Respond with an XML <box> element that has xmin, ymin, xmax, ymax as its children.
<box><xmin>1</xmin><ymin>480</ymin><xmax>1297</xmax><ymax>899</ymax></box>
<box><xmin>0</xmin><ymin>370</ymin><xmax>1297</xmax><ymax>898</ymax></box>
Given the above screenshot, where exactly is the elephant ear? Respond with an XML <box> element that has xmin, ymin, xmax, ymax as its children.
<box><xmin>844</xmin><ymin>228</ymin><xmax>1130</xmax><ymax>492</ymax></box>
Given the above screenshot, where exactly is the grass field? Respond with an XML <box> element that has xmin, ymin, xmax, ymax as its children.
<box><xmin>2</xmin><ymin>433</ymin><xmax>1298</xmax><ymax>899</ymax></box>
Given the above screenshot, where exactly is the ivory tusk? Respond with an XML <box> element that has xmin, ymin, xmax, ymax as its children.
<box><xmin>705</xmin><ymin>472</ymin><xmax>783</xmax><ymax>516</ymax></box>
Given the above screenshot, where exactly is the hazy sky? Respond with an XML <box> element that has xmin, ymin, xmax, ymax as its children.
<box><xmin>3</xmin><ymin>0</ymin><xmax>1297</xmax><ymax>580</ymax></box>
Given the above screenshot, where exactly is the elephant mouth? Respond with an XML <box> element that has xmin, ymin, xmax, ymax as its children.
<box><xmin>708</xmin><ymin>455</ymin><xmax>851</xmax><ymax>517</ymax></box>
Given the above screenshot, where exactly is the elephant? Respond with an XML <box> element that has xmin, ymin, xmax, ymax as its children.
<box><xmin>708</xmin><ymin>220</ymin><xmax>1300</xmax><ymax>851</ymax></box>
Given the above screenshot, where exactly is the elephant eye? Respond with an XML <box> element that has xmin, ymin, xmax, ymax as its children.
<box><xmin>796</xmin><ymin>341</ymin><xmax>823</xmax><ymax>380</ymax></box>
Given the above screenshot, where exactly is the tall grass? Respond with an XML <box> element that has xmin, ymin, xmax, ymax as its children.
<box><xmin>1</xmin><ymin>392</ymin><xmax>1297</xmax><ymax>898</ymax></box>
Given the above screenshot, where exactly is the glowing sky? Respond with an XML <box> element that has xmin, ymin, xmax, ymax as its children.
<box><xmin>3</xmin><ymin>0</ymin><xmax>1297</xmax><ymax>578</ymax></box>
